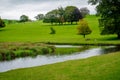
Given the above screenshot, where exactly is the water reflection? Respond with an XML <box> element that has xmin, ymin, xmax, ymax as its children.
<box><xmin>0</xmin><ymin>46</ymin><xmax>119</xmax><ymax>72</ymax></box>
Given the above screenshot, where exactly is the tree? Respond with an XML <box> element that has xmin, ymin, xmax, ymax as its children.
<box><xmin>43</xmin><ymin>9</ymin><xmax>59</xmax><ymax>24</ymax></box>
<box><xmin>58</xmin><ymin>7</ymin><xmax>65</xmax><ymax>24</ymax></box>
<box><xmin>88</xmin><ymin>0</ymin><xmax>120</xmax><ymax>39</ymax></box>
<box><xmin>50</xmin><ymin>27</ymin><xmax>56</xmax><ymax>34</ymax></box>
<box><xmin>64</xmin><ymin>6</ymin><xmax>83</xmax><ymax>24</ymax></box>
<box><xmin>77</xmin><ymin>19</ymin><xmax>92</xmax><ymax>38</ymax></box>
<box><xmin>20</xmin><ymin>15</ymin><xmax>29</xmax><ymax>22</ymax></box>
<box><xmin>0</xmin><ymin>17</ymin><xmax>5</xmax><ymax>28</ymax></box>
<box><xmin>35</xmin><ymin>14</ymin><xmax>44</xmax><ymax>20</ymax></box>
<box><xmin>80</xmin><ymin>7</ymin><xmax>90</xmax><ymax>18</ymax></box>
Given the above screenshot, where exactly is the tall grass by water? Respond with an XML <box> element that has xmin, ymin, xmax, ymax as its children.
<box><xmin>0</xmin><ymin>43</ymin><xmax>55</xmax><ymax>61</ymax></box>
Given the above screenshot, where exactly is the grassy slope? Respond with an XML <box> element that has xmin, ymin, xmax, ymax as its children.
<box><xmin>0</xmin><ymin>15</ymin><xmax>120</xmax><ymax>44</ymax></box>
<box><xmin>0</xmin><ymin>52</ymin><xmax>120</xmax><ymax>80</ymax></box>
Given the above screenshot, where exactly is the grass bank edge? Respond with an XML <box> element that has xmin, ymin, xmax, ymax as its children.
<box><xmin>0</xmin><ymin>51</ymin><xmax>120</xmax><ymax>80</ymax></box>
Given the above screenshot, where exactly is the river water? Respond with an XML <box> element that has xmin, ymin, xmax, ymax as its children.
<box><xmin>0</xmin><ymin>45</ymin><xmax>119</xmax><ymax>72</ymax></box>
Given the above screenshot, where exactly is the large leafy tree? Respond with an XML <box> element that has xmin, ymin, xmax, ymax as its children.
<box><xmin>20</xmin><ymin>15</ymin><xmax>29</xmax><ymax>22</ymax></box>
<box><xmin>43</xmin><ymin>9</ymin><xmax>59</xmax><ymax>24</ymax></box>
<box><xmin>64</xmin><ymin>6</ymin><xmax>82</xmax><ymax>24</ymax></box>
<box><xmin>88</xmin><ymin>0</ymin><xmax>120</xmax><ymax>39</ymax></box>
<box><xmin>0</xmin><ymin>17</ymin><xmax>5</xmax><ymax>28</ymax></box>
<box><xmin>58</xmin><ymin>7</ymin><xmax>65</xmax><ymax>24</ymax></box>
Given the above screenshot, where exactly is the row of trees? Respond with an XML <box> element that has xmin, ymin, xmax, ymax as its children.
<box><xmin>43</xmin><ymin>6</ymin><xmax>83</xmax><ymax>24</ymax></box>
<box><xmin>35</xmin><ymin>6</ymin><xmax>89</xmax><ymax>24</ymax></box>
<box><xmin>18</xmin><ymin>6</ymin><xmax>90</xmax><ymax>24</ymax></box>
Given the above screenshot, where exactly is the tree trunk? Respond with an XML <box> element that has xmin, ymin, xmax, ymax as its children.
<box><xmin>117</xmin><ymin>33</ymin><xmax>120</xmax><ymax>39</ymax></box>
<box><xmin>83</xmin><ymin>34</ymin><xmax>85</xmax><ymax>38</ymax></box>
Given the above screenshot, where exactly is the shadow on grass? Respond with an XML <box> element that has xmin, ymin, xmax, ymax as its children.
<box><xmin>44</xmin><ymin>23</ymin><xmax>78</xmax><ymax>27</ymax></box>
<box><xmin>0</xmin><ymin>29</ymin><xmax>11</xmax><ymax>32</ymax></box>
<box><xmin>99</xmin><ymin>36</ymin><xmax>120</xmax><ymax>41</ymax></box>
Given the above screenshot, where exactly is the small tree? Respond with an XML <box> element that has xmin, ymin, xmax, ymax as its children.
<box><xmin>77</xmin><ymin>19</ymin><xmax>92</xmax><ymax>38</ymax></box>
<box><xmin>0</xmin><ymin>17</ymin><xmax>5</xmax><ymax>28</ymax></box>
<box><xmin>50</xmin><ymin>27</ymin><xmax>56</xmax><ymax>34</ymax></box>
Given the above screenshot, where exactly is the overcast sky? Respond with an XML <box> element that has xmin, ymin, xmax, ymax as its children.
<box><xmin>0</xmin><ymin>0</ymin><xmax>96</xmax><ymax>20</ymax></box>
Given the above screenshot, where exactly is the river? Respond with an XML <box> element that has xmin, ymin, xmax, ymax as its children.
<box><xmin>0</xmin><ymin>45</ymin><xmax>119</xmax><ymax>72</ymax></box>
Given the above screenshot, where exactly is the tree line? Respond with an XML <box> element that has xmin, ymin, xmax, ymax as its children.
<box><xmin>40</xmin><ymin>6</ymin><xmax>89</xmax><ymax>25</ymax></box>
<box><xmin>19</xmin><ymin>6</ymin><xmax>89</xmax><ymax>24</ymax></box>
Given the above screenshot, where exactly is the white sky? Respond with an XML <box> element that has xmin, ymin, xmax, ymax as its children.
<box><xmin>0</xmin><ymin>0</ymin><xmax>96</xmax><ymax>20</ymax></box>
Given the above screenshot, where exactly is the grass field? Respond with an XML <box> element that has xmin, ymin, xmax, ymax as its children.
<box><xmin>0</xmin><ymin>51</ymin><xmax>120</xmax><ymax>80</ymax></box>
<box><xmin>0</xmin><ymin>15</ymin><xmax>120</xmax><ymax>45</ymax></box>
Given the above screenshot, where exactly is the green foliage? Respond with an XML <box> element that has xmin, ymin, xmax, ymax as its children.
<box><xmin>35</xmin><ymin>14</ymin><xmax>44</xmax><ymax>20</ymax></box>
<box><xmin>50</xmin><ymin>27</ymin><xmax>56</xmax><ymax>34</ymax></box>
<box><xmin>77</xmin><ymin>19</ymin><xmax>92</xmax><ymax>38</ymax></box>
<box><xmin>0</xmin><ymin>18</ymin><xmax>5</xmax><ymax>28</ymax></box>
<box><xmin>20</xmin><ymin>15</ymin><xmax>29</xmax><ymax>22</ymax></box>
<box><xmin>43</xmin><ymin>9</ymin><xmax>59</xmax><ymax>24</ymax></box>
<box><xmin>88</xmin><ymin>0</ymin><xmax>120</xmax><ymax>39</ymax></box>
<box><xmin>0</xmin><ymin>43</ymin><xmax>55</xmax><ymax>61</ymax></box>
<box><xmin>43</xmin><ymin>6</ymin><xmax>82</xmax><ymax>25</ymax></box>
<box><xmin>64</xmin><ymin>6</ymin><xmax>83</xmax><ymax>24</ymax></box>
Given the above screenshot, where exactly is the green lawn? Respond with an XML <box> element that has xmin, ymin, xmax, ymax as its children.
<box><xmin>0</xmin><ymin>51</ymin><xmax>120</xmax><ymax>80</ymax></box>
<box><xmin>0</xmin><ymin>15</ymin><xmax>120</xmax><ymax>44</ymax></box>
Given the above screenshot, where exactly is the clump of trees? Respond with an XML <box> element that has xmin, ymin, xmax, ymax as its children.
<box><xmin>19</xmin><ymin>15</ymin><xmax>30</xmax><ymax>23</ymax></box>
<box><xmin>88</xmin><ymin>0</ymin><xmax>120</xmax><ymax>39</ymax></box>
<box><xmin>0</xmin><ymin>17</ymin><xmax>5</xmax><ymax>28</ymax></box>
<box><xmin>77</xmin><ymin>19</ymin><xmax>92</xmax><ymax>38</ymax></box>
<box><xmin>43</xmin><ymin>6</ymin><xmax>83</xmax><ymax>25</ymax></box>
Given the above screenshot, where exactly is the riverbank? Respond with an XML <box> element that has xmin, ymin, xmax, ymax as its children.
<box><xmin>0</xmin><ymin>51</ymin><xmax>120</xmax><ymax>80</ymax></box>
<box><xmin>46</xmin><ymin>42</ymin><xmax>120</xmax><ymax>46</ymax></box>
<box><xmin>1</xmin><ymin>42</ymin><xmax>120</xmax><ymax>61</ymax></box>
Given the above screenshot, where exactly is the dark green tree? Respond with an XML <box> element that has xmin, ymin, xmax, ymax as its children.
<box><xmin>58</xmin><ymin>7</ymin><xmax>65</xmax><ymax>24</ymax></box>
<box><xmin>43</xmin><ymin>9</ymin><xmax>59</xmax><ymax>24</ymax></box>
<box><xmin>50</xmin><ymin>27</ymin><xmax>56</xmax><ymax>34</ymax></box>
<box><xmin>88</xmin><ymin>0</ymin><xmax>120</xmax><ymax>39</ymax></box>
<box><xmin>20</xmin><ymin>15</ymin><xmax>29</xmax><ymax>22</ymax></box>
<box><xmin>77</xmin><ymin>19</ymin><xmax>92</xmax><ymax>38</ymax></box>
<box><xmin>0</xmin><ymin>17</ymin><xmax>5</xmax><ymax>28</ymax></box>
<box><xmin>35</xmin><ymin>14</ymin><xmax>44</xmax><ymax>20</ymax></box>
<box><xmin>64</xmin><ymin>6</ymin><xmax>82</xmax><ymax>24</ymax></box>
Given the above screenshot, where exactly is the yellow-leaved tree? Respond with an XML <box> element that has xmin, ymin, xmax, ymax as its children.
<box><xmin>77</xmin><ymin>19</ymin><xmax>92</xmax><ymax>38</ymax></box>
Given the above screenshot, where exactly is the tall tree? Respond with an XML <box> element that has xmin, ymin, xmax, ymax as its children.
<box><xmin>58</xmin><ymin>7</ymin><xmax>65</xmax><ymax>24</ymax></box>
<box><xmin>88</xmin><ymin>0</ymin><xmax>120</xmax><ymax>39</ymax></box>
<box><xmin>0</xmin><ymin>17</ymin><xmax>5</xmax><ymax>28</ymax></box>
<box><xmin>80</xmin><ymin>7</ymin><xmax>90</xmax><ymax>18</ymax></box>
<box><xmin>64</xmin><ymin>6</ymin><xmax>82</xmax><ymax>24</ymax></box>
<box><xmin>35</xmin><ymin>14</ymin><xmax>44</xmax><ymax>20</ymax></box>
<box><xmin>43</xmin><ymin>9</ymin><xmax>59</xmax><ymax>24</ymax></box>
<box><xmin>20</xmin><ymin>15</ymin><xmax>29</xmax><ymax>22</ymax></box>
<box><xmin>77</xmin><ymin>19</ymin><xmax>92</xmax><ymax>38</ymax></box>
